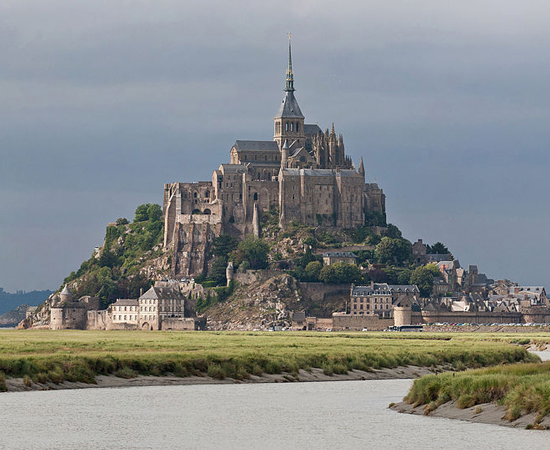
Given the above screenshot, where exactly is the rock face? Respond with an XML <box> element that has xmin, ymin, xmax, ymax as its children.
<box><xmin>206</xmin><ymin>274</ymin><xmax>301</xmax><ymax>330</ymax></box>
<box><xmin>205</xmin><ymin>274</ymin><xmax>348</xmax><ymax>330</ymax></box>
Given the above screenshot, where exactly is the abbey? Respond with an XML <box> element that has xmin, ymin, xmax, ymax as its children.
<box><xmin>163</xmin><ymin>39</ymin><xmax>385</xmax><ymax>278</ymax></box>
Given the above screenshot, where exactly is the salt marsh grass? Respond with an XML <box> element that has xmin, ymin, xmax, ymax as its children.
<box><xmin>0</xmin><ymin>330</ymin><xmax>538</xmax><ymax>386</ymax></box>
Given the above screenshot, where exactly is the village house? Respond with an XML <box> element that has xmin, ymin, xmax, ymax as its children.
<box><xmin>322</xmin><ymin>251</ymin><xmax>357</xmax><ymax>266</ymax></box>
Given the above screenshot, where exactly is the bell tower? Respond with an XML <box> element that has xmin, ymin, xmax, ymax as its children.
<box><xmin>274</xmin><ymin>34</ymin><xmax>305</xmax><ymax>148</ymax></box>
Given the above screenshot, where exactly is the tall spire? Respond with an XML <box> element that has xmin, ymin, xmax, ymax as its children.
<box><xmin>358</xmin><ymin>156</ymin><xmax>365</xmax><ymax>178</ymax></box>
<box><xmin>285</xmin><ymin>33</ymin><xmax>294</xmax><ymax>92</ymax></box>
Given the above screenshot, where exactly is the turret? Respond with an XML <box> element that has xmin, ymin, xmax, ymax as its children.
<box><xmin>59</xmin><ymin>285</ymin><xmax>73</xmax><ymax>304</ymax></box>
<box><xmin>252</xmin><ymin>202</ymin><xmax>260</xmax><ymax>238</ymax></box>
<box><xmin>281</xmin><ymin>140</ymin><xmax>289</xmax><ymax>168</ymax></box>
<box><xmin>226</xmin><ymin>261</ymin><xmax>234</xmax><ymax>287</ymax></box>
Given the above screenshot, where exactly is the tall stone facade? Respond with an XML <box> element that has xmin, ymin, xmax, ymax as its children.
<box><xmin>163</xmin><ymin>38</ymin><xmax>386</xmax><ymax>278</ymax></box>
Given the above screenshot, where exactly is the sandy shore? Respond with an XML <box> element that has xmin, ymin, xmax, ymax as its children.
<box><xmin>4</xmin><ymin>365</ymin><xmax>437</xmax><ymax>393</ymax></box>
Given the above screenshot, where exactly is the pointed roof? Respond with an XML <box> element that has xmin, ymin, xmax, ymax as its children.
<box><xmin>61</xmin><ymin>285</ymin><xmax>71</xmax><ymax>296</ymax></box>
<box><xmin>275</xmin><ymin>35</ymin><xmax>304</xmax><ymax>119</ymax></box>
<box><xmin>358</xmin><ymin>156</ymin><xmax>365</xmax><ymax>176</ymax></box>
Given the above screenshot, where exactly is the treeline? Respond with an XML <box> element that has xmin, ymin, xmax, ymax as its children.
<box><xmin>0</xmin><ymin>289</ymin><xmax>53</xmax><ymax>315</ymax></box>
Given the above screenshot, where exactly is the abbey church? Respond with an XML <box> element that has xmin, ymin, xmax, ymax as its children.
<box><xmin>163</xmin><ymin>39</ymin><xmax>386</xmax><ymax>278</ymax></box>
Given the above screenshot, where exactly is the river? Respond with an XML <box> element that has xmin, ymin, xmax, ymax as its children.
<box><xmin>1</xmin><ymin>377</ymin><xmax>549</xmax><ymax>450</ymax></box>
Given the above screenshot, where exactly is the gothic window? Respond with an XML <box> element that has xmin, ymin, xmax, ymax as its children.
<box><xmin>290</xmin><ymin>123</ymin><xmax>294</xmax><ymax>131</ymax></box>
<box><xmin>193</xmin><ymin>192</ymin><xmax>198</xmax><ymax>198</ymax></box>
<box><xmin>285</xmin><ymin>122</ymin><xmax>289</xmax><ymax>132</ymax></box>
<box><xmin>253</xmin><ymin>193</ymin><xmax>258</xmax><ymax>201</ymax></box>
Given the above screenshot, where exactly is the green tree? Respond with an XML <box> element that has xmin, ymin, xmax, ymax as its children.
<box><xmin>98</xmin><ymin>249</ymin><xmax>119</xmax><ymax>268</ymax></box>
<box><xmin>385</xmin><ymin>224</ymin><xmax>402</xmax><ymax>239</ymax></box>
<box><xmin>426</xmin><ymin>263</ymin><xmax>441</xmax><ymax>277</ymax></box>
<box><xmin>374</xmin><ymin>237</ymin><xmax>412</xmax><ymax>266</ymax></box>
<box><xmin>210</xmin><ymin>257</ymin><xmax>229</xmax><ymax>286</ymax></box>
<box><xmin>427</xmin><ymin>242</ymin><xmax>453</xmax><ymax>258</ymax></box>
<box><xmin>397</xmin><ymin>268</ymin><xmax>412</xmax><ymax>285</ymax></box>
<box><xmin>134</xmin><ymin>204</ymin><xmax>150</xmax><ymax>222</ymax></box>
<box><xmin>232</xmin><ymin>237</ymin><xmax>270</xmax><ymax>270</ymax></box>
<box><xmin>212</xmin><ymin>235</ymin><xmax>239</xmax><ymax>259</ymax></box>
<box><xmin>319</xmin><ymin>262</ymin><xmax>362</xmax><ymax>284</ymax></box>
<box><xmin>304</xmin><ymin>261</ymin><xmax>322</xmax><ymax>281</ymax></box>
<box><xmin>147</xmin><ymin>204</ymin><xmax>163</xmax><ymax>222</ymax></box>
<box><xmin>410</xmin><ymin>266</ymin><xmax>436</xmax><ymax>297</ymax></box>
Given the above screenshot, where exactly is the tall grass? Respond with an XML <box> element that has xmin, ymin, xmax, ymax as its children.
<box><xmin>405</xmin><ymin>362</ymin><xmax>550</xmax><ymax>426</ymax></box>
<box><xmin>0</xmin><ymin>330</ymin><xmax>538</xmax><ymax>387</ymax></box>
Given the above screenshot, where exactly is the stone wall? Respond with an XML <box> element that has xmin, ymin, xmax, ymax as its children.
<box><xmin>161</xmin><ymin>317</ymin><xmax>204</xmax><ymax>331</ymax></box>
<box><xmin>332</xmin><ymin>313</ymin><xmax>393</xmax><ymax>331</ymax></box>
<box><xmin>416</xmin><ymin>311</ymin><xmax>524</xmax><ymax>325</ymax></box>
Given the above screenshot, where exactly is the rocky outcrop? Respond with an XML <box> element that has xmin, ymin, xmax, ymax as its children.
<box><xmin>0</xmin><ymin>304</ymin><xmax>30</xmax><ymax>327</ymax></box>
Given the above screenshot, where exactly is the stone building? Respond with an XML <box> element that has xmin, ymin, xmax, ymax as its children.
<box><xmin>138</xmin><ymin>285</ymin><xmax>186</xmax><ymax>331</ymax></box>
<box><xmin>110</xmin><ymin>299</ymin><xmax>139</xmax><ymax>326</ymax></box>
<box><xmin>349</xmin><ymin>283</ymin><xmax>420</xmax><ymax>319</ymax></box>
<box><xmin>322</xmin><ymin>251</ymin><xmax>357</xmax><ymax>266</ymax></box>
<box><xmin>51</xmin><ymin>283</ymin><xmax>201</xmax><ymax>331</ymax></box>
<box><xmin>163</xmin><ymin>38</ymin><xmax>386</xmax><ymax>279</ymax></box>
<box><xmin>50</xmin><ymin>285</ymin><xmax>101</xmax><ymax>330</ymax></box>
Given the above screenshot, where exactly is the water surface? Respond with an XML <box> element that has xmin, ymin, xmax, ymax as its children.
<box><xmin>1</xmin><ymin>379</ymin><xmax>548</xmax><ymax>450</ymax></box>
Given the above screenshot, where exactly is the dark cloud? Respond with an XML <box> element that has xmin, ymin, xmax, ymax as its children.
<box><xmin>2</xmin><ymin>0</ymin><xmax>550</xmax><ymax>291</ymax></box>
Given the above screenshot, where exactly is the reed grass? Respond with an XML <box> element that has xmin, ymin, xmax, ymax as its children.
<box><xmin>405</xmin><ymin>361</ymin><xmax>550</xmax><ymax>425</ymax></box>
<box><xmin>0</xmin><ymin>330</ymin><xmax>538</xmax><ymax>387</ymax></box>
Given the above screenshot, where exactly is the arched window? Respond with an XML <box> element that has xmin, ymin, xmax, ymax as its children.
<box><xmin>285</xmin><ymin>122</ymin><xmax>289</xmax><ymax>132</ymax></box>
<box><xmin>205</xmin><ymin>191</ymin><xmax>210</xmax><ymax>198</ymax></box>
<box><xmin>253</xmin><ymin>192</ymin><xmax>258</xmax><ymax>201</ymax></box>
<box><xmin>193</xmin><ymin>192</ymin><xmax>198</xmax><ymax>198</ymax></box>
<box><xmin>192</xmin><ymin>209</ymin><xmax>201</xmax><ymax>215</ymax></box>
<box><xmin>203</xmin><ymin>209</ymin><xmax>211</xmax><ymax>215</ymax></box>
<box><xmin>296</xmin><ymin>122</ymin><xmax>299</xmax><ymax>132</ymax></box>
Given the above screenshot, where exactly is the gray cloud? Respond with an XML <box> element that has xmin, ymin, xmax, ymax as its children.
<box><xmin>2</xmin><ymin>0</ymin><xmax>550</xmax><ymax>291</ymax></box>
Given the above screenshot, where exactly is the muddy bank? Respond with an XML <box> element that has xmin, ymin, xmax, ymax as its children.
<box><xmin>390</xmin><ymin>400</ymin><xmax>550</xmax><ymax>430</ymax></box>
<box><xmin>4</xmin><ymin>365</ymin><xmax>437</xmax><ymax>393</ymax></box>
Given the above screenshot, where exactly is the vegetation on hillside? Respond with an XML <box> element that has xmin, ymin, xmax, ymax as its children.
<box><xmin>60</xmin><ymin>204</ymin><xmax>167</xmax><ymax>307</ymax></box>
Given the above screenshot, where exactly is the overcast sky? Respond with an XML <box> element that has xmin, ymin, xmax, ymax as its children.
<box><xmin>1</xmin><ymin>0</ymin><xmax>550</xmax><ymax>292</ymax></box>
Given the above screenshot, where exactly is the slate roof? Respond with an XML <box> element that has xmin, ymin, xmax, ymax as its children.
<box><xmin>140</xmin><ymin>287</ymin><xmax>185</xmax><ymax>301</ymax></box>
<box><xmin>234</xmin><ymin>140</ymin><xmax>279</xmax><ymax>151</ymax></box>
<box><xmin>275</xmin><ymin>91</ymin><xmax>304</xmax><ymax>119</ymax></box>
<box><xmin>323</xmin><ymin>251</ymin><xmax>357</xmax><ymax>258</ymax></box>
<box><xmin>112</xmin><ymin>299</ymin><xmax>138</xmax><ymax>307</ymax></box>
<box><xmin>351</xmin><ymin>284</ymin><xmax>419</xmax><ymax>296</ymax></box>
<box><xmin>336</xmin><ymin>170</ymin><xmax>361</xmax><ymax>178</ymax></box>
<box><xmin>220</xmin><ymin>164</ymin><xmax>248</xmax><ymax>173</ymax></box>
<box><xmin>304</xmin><ymin>124</ymin><xmax>322</xmax><ymax>135</ymax></box>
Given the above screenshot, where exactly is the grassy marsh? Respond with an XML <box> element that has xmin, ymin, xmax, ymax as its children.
<box><xmin>405</xmin><ymin>362</ymin><xmax>550</xmax><ymax>427</ymax></box>
<box><xmin>0</xmin><ymin>330</ymin><xmax>539</xmax><ymax>390</ymax></box>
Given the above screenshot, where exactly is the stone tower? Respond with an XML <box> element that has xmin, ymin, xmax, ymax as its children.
<box><xmin>273</xmin><ymin>35</ymin><xmax>305</xmax><ymax>148</ymax></box>
<box><xmin>59</xmin><ymin>285</ymin><xmax>73</xmax><ymax>304</ymax></box>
